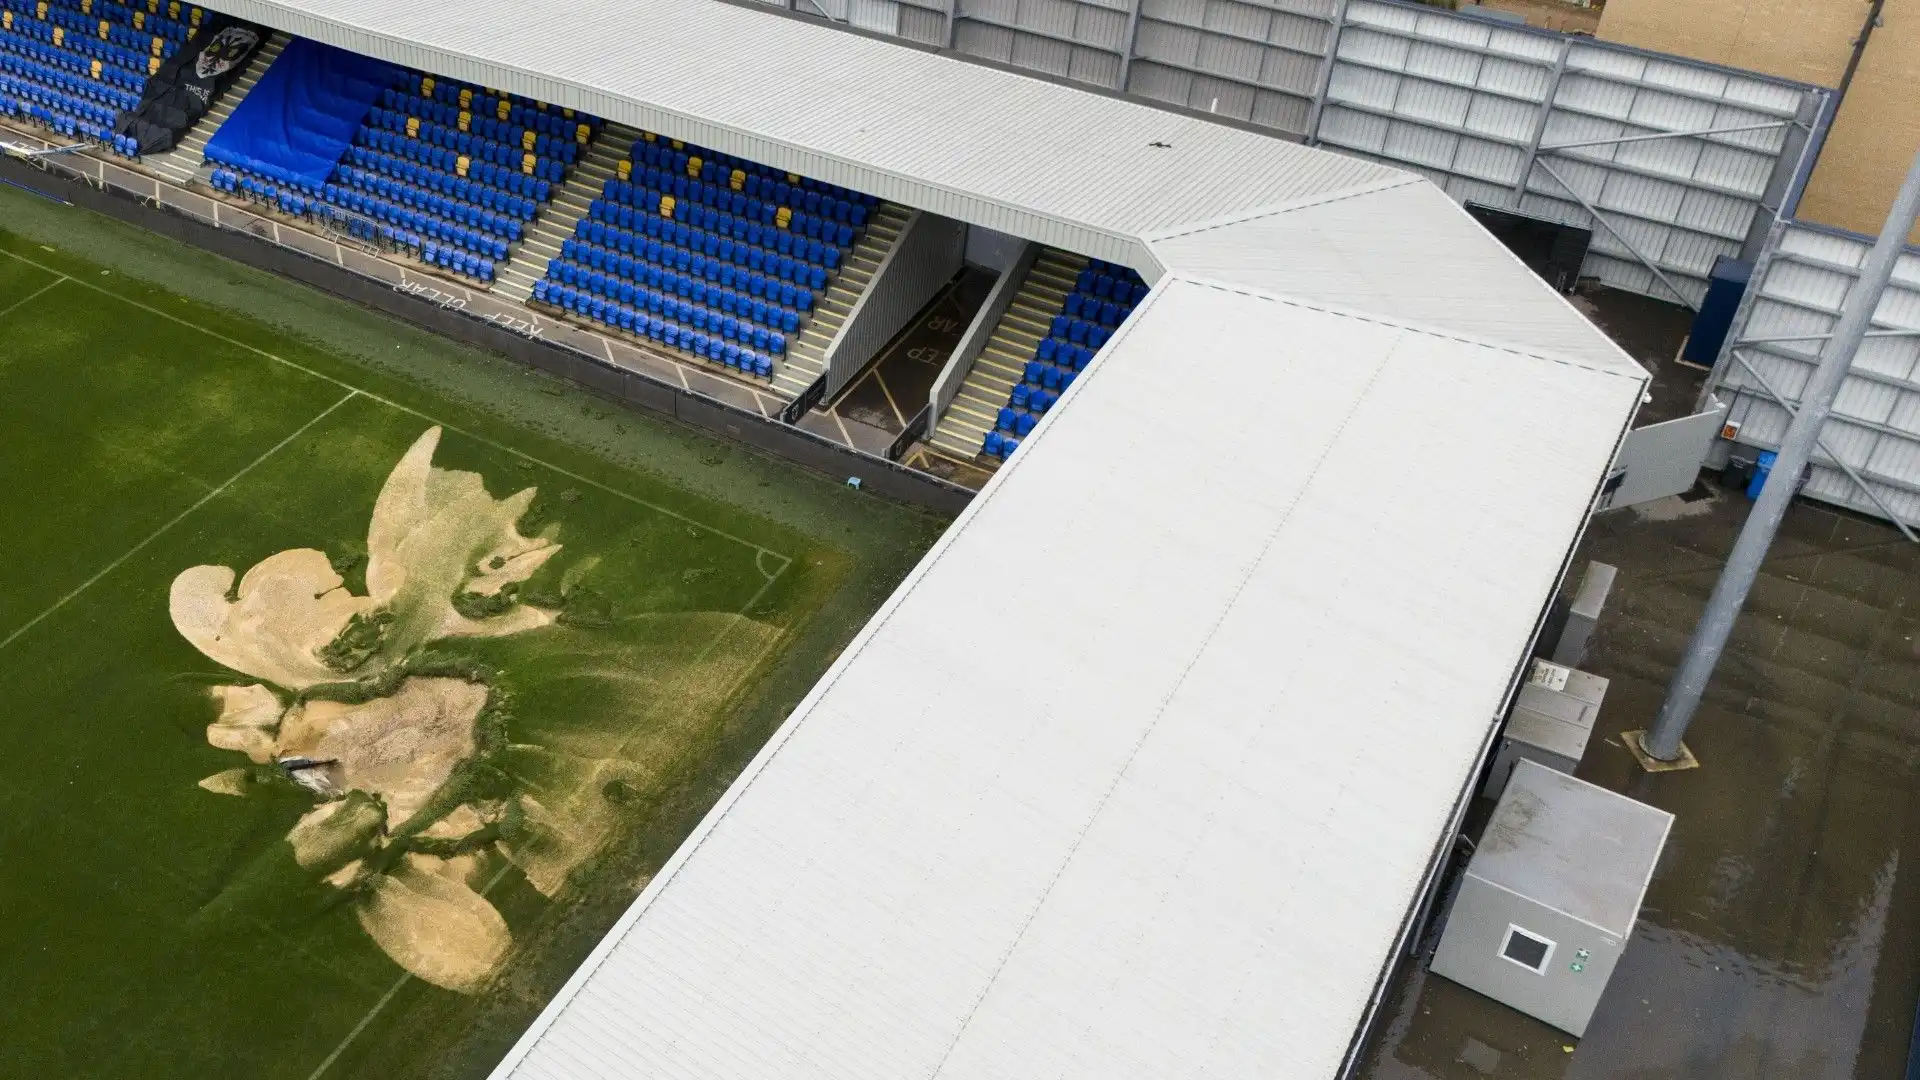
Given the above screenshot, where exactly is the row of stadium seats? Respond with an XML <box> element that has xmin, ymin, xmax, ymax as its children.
<box><xmin>342</xmin><ymin>142</ymin><xmax>548</xmax><ymax>219</ymax></box>
<box><xmin>0</xmin><ymin>0</ymin><xmax>202</xmax><ymax>157</ymax></box>
<box><xmin>361</xmin><ymin>105</ymin><xmax>572</xmax><ymax>183</ymax></box>
<box><xmin>596</xmin><ymin>177</ymin><xmax>855</xmax><ymax>266</ymax></box>
<box><xmin>532</xmin><ymin>129</ymin><xmax>883</xmax><ymax>382</ymax></box>
<box><xmin>576</xmin><ymin>204</ymin><xmax>829</xmax><ymax>305</ymax></box>
<box><xmin>983</xmin><ymin>260</ymin><xmax>1145</xmax><ymax>459</ymax></box>
<box><xmin>534</xmin><ymin>279</ymin><xmax>781</xmax><ymax>379</ymax></box>
<box><xmin>205</xmin><ymin>62</ymin><xmax>595</xmax><ymax>285</ymax></box>
<box><xmin>547</xmin><ymin>242</ymin><xmax>808</xmax><ymax>334</ymax></box>
<box><xmin>0</xmin><ymin>16</ymin><xmax>154</xmax><ymax>84</ymax></box>
<box><xmin>207</xmin><ymin>164</ymin><xmax>512</xmax><ymax>273</ymax></box>
<box><xmin>624</xmin><ymin>134</ymin><xmax>877</xmax><ymax>225</ymax></box>
<box><xmin>0</xmin><ymin>41</ymin><xmax>142</xmax><ymax>156</ymax></box>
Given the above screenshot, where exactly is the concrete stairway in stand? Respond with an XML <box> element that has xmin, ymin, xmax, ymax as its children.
<box><xmin>490</xmin><ymin>121</ymin><xmax>633</xmax><ymax>303</ymax></box>
<box><xmin>143</xmin><ymin>31</ymin><xmax>288</xmax><ymax>185</ymax></box>
<box><xmin>927</xmin><ymin>248</ymin><xmax>1086</xmax><ymax>460</ymax></box>
<box><xmin>770</xmin><ymin>201</ymin><xmax>912</xmax><ymax>400</ymax></box>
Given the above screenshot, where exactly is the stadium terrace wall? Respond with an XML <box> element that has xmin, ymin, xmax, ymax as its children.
<box><xmin>1704</xmin><ymin>217</ymin><xmax>1920</xmax><ymax>529</ymax></box>
<box><xmin>763</xmin><ymin>0</ymin><xmax>1831</xmax><ymax>309</ymax></box>
<box><xmin>0</xmin><ymin>150</ymin><xmax>973</xmax><ymax>514</ymax></box>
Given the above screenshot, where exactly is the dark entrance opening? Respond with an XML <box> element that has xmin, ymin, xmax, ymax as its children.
<box><xmin>1465</xmin><ymin>202</ymin><xmax>1593</xmax><ymax>294</ymax></box>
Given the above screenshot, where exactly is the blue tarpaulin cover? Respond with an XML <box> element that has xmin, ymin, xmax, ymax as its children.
<box><xmin>204</xmin><ymin>37</ymin><xmax>396</xmax><ymax>185</ymax></box>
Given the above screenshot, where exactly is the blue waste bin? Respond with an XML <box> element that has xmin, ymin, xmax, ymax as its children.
<box><xmin>1746</xmin><ymin>449</ymin><xmax>1777</xmax><ymax>499</ymax></box>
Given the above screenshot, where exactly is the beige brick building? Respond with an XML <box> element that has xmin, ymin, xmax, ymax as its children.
<box><xmin>1598</xmin><ymin>0</ymin><xmax>1920</xmax><ymax>242</ymax></box>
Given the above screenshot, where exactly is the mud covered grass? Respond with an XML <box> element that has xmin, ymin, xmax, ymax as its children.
<box><xmin>0</xmin><ymin>188</ymin><xmax>948</xmax><ymax>1080</ymax></box>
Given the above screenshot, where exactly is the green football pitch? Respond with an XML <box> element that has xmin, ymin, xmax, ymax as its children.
<box><xmin>0</xmin><ymin>188</ymin><xmax>943</xmax><ymax>1080</ymax></box>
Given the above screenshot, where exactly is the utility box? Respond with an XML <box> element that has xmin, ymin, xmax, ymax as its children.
<box><xmin>1482</xmin><ymin>660</ymin><xmax>1606</xmax><ymax>800</ymax></box>
<box><xmin>1433</xmin><ymin>761</ymin><xmax>1672</xmax><ymax>1037</ymax></box>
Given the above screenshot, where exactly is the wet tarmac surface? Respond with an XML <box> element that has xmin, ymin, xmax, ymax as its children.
<box><xmin>1358</xmin><ymin>292</ymin><xmax>1920</xmax><ymax>1080</ymax></box>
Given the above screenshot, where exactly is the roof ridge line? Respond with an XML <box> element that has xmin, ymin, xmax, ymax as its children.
<box><xmin>1164</xmin><ymin>272</ymin><xmax>1652</xmax><ymax>383</ymax></box>
<box><xmin>1140</xmin><ymin>174</ymin><xmax>1424</xmax><ymax>247</ymax></box>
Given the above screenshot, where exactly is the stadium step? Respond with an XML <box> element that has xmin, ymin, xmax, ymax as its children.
<box><xmin>770</xmin><ymin>200</ymin><xmax>911</xmax><ymax>400</ymax></box>
<box><xmin>491</xmin><ymin>123</ymin><xmax>629</xmax><ymax>303</ymax></box>
<box><xmin>147</xmin><ymin>31</ymin><xmax>290</xmax><ymax>186</ymax></box>
<box><xmin>927</xmin><ymin>246</ymin><xmax>1090</xmax><ymax>462</ymax></box>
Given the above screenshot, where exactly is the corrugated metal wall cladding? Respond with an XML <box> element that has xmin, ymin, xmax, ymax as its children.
<box><xmin>1674</xmin><ymin>188</ymin><xmax>1757</xmax><ymax>239</ymax></box>
<box><xmin>1198</xmin><ymin>32</ymin><xmax>1267</xmax><ymax>80</ymax></box>
<box><xmin>1404</xmin><ymin>39</ymin><xmax>1484</xmax><ymax>88</ymax></box>
<box><xmin>1382</xmin><ymin>120</ymin><xmax>1459</xmax><ymax>170</ymax></box>
<box><xmin>1337</xmin><ymin>26</ymin><xmax>1411</xmax><ymax>70</ymax></box>
<box><xmin>1318</xmin><ymin>105</ymin><xmax>1390</xmax><ymax>152</ymax></box>
<box><xmin>1451</xmin><ymin>138</ymin><xmax>1522</xmax><ymax>185</ymax></box>
<box><xmin>1660</xmin><ymin>231</ymin><xmax>1740</xmax><ymax>277</ymax></box>
<box><xmin>1327</xmin><ymin>64</ymin><xmax>1400</xmax><ymax>110</ymax></box>
<box><xmin>1260</xmin><ymin>49</ymin><xmax>1320</xmax><ymax>94</ymax></box>
<box><xmin>1444</xmin><ymin>175</ymin><xmax>1518</xmax><ymax>208</ymax></box>
<box><xmin>956</xmin><ymin>19</ymin><xmax>1015</xmax><ymax>59</ymax></box>
<box><xmin>899</xmin><ymin>5</ymin><xmax>946</xmax><ymax>44</ymax></box>
<box><xmin>1138</xmin><ymin>20</ymin><xmax>1203</xmax><ymax>64</ymax></box>
<box><xmin>1394</xmin><ymin>80</ymin><xmax>1473</xmax><ymax>127</ymax></box>
<box><xmin>1070</xmin><ymin>45</ymin><xmax>1123</xmax><ymax>84</ymax></box>
<box><xmin>1203</xmin><ymin>0</ymin><xmax>1272</xmax><ymax>41</ymax></box>
<box><xmin>1251</xmin><ymin>88</ymin><xmax>1310</xmax><ymax>130</ymax></box>
<box><xmin>1597</xmin><ymin>171</ymin><xmax>1687</xmax><ymax>222</ymax></box>
<box><xmin>1475</xmin><ymin>55</ymin><xmax>1553</xmax><ymax>101</ymax></box>
<box><xmin>1462</xmin><ymin>94</ymin><xmax>1535</xmax><ymax>142</ymax></box>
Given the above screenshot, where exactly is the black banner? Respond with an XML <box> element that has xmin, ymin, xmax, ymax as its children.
<box><xmin>113</xmin><ymin>16</ymin><xmax>264</xmax><ymax>156</ymax></box>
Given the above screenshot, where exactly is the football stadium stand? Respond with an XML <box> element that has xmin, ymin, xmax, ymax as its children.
<box><xmin>0</xmin><ymin>0</ymin><xmax>1660</xmax><ymax>1073</ymax></box>
<box><xmin>140</xmin><ymin>27</ymin><xmax>280</xmax><ymax>184</ymax></box>
<box><xmin>928</xmin><ymin>252</ymin><xmax>1149</xmax><ymax>462</ymax></box>
<box><xmin>0</xmin><ymin>0</ymin><xmax>186</xmax><ymax>156</ymax></box>
<box><xmin>200</xmin><ymin>39</ymin><xmax>598</xmax><ymax>284</ymax></box>
<box><xmin>527</xmin><ymin>129</ymin><xmax>897</xmax><ymax>384</ymax></box>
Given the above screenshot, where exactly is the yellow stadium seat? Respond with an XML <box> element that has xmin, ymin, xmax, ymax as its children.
<box><xmin>575</xmin><ymin>122</ymin><xmax>590</xmax><ymax>144</ymax></box>
<box><xmin>421</xmin><ymin>76</ymin><xmax>435</xmax><ymax>97</ymax></box>
<box><xmin>459</xmin><ymin>88</ymin><xmax>472</xmax><ymax>108</ymax></box>
<box><xmin>775</xmin><ymin>206</ymin><xmax>792</xmax><ymax>228</ymax></box>
<box><xmin>688</xmin><ymin>156</ymin><xmax>702</xmax><ymax>179</ymax></box>
<box><xmin>457</xmin><ymin>110</ymin><xmax>470</xmax><ymax>132</ymax></box>
<box><xmin>660</xmin><ymin>195</ymin><xmax>676</xmax><ymax>219</ymax></box>
<box><xmin>131</xmin><ymin>10</ymin><xmax>143</xmax><ymax>28</ymax></box>
<box><xmin>89</xmin><ymin>58</ymin><xmax>101</xmax><ymax>78</ymax></box>
<box><xmin>406</xmin><ymin>116</ymin><xmax>419</xmax><ymax>138</ymax></box>
<box><xmin>497</xmin><ymin>100</ymin><xmax>509</xmax><ymax>120</ymax></box>
<box><xmin>521</xmin><ymin>130</ymin><xmax>535</xmax><ymax>151</ymax></box>
<box><xmin>617</xmin><ymin>160</ymin><xmax>632</xmax><ymax>181</ymax></box>
<box><xmin>51</xmin><ymin>26</ymin><xmax>62</xmax><ymax>45</ymax></box>
<box><xmin>730</xmin><ymin>168</ymin><xmax>744</xmax><ymax>191</ymax></box>
<box><xmin>456</xmin><ymin>155</ymin><xmax>470</xmax><ymax>177</ymax></box>
<box><xmin>522</xmin><ymin>152</ymin><xmax>536</xmax><ymax>175</ymax></box>
<box><xmin>97</xmin><ymin>18</ymin><xmax>108</xmax><ymax>38</ymax></box>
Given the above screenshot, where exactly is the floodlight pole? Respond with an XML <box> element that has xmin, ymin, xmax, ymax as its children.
<box><xmin>1643</xmin><ymin>149</ymin><xmax>1920</xmax><ymax>763</ymax></box>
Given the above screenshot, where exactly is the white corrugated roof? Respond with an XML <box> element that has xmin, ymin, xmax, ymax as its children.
<box><xmin>204</xmin><ymin>0</ymin><xmax>1404</xmax><ymax>265</ymax></box>
<box><xmin>1148</xmin><ymin>179</ymin><xmax>1645</xmax><ymax>378</ymax></box>
<box><xmin>491</xmin><ymin>280</ymin><xmax>1645</xmax><ymax>1080</ymax></box>
<box><xmin>183</xmin><ymin>1</ymin><xmax>1654</xmax><ymax>1073</ymax></box>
